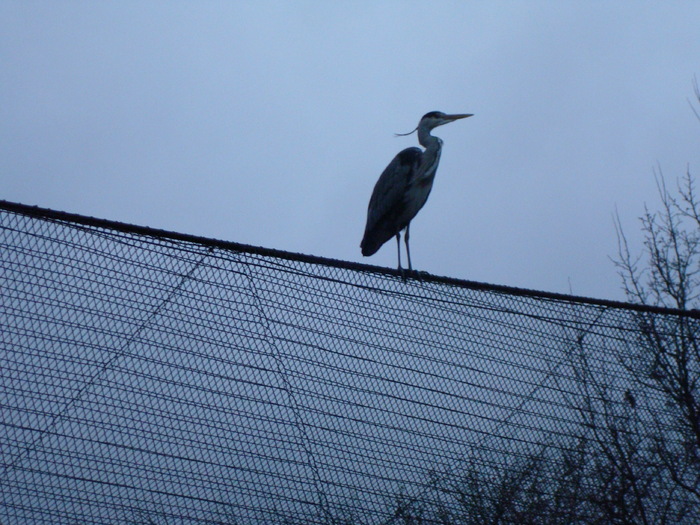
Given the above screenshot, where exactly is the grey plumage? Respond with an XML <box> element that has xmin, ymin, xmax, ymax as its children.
<box><xmin>361</xmin><ymin>147</ymin><xmax>422</xmax><ymax>257</ymax></box>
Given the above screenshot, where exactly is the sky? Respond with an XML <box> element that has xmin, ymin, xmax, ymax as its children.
<box><xmin>2</xmin><ymin>1</ymin><xmax>700</xmax><ymax>302</ymax></box>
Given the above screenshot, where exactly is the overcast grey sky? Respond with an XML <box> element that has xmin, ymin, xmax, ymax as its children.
<box><xmin>2</xmin><ymin>2</ymin><xmax>699</xmax><ymax>301</ymax></box>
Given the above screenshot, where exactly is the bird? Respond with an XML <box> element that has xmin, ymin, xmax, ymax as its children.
<box><xmin>360</xmin><ymin>111</ymin><xmax>472</xmax><ymax>273</ymax></box>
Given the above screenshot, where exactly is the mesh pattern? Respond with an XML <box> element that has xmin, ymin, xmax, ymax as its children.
<box><xmin>1</xmin><ymin>202</ymin><xmax>699</xmax><ymax>524</ymax></box>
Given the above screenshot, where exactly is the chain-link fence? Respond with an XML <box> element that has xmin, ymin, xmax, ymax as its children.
<box><xmin>2</xmin><ymin>200</ymin><xmax>700</xmax><ymax>524</ymax></box>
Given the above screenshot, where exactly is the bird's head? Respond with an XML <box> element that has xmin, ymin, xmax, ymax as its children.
<box><xmin>396</xmin><ymin>111</ymin><xmax>473</xmax><ymax>136</ymax></box>
<box><xmin>421</xmin><ymin>111</ymin><xmax>473</xmax><ymax>129</ymax></box>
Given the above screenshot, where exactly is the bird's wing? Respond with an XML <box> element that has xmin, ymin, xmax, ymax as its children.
<box><xmin>361</xmin><ymin>147</ymin><xmax>422</xmax><ymax>256</ymax></box>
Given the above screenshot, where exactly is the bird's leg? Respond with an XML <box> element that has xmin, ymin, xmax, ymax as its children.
<box><xmin>405</xmin><ymin>224</ymin><xmax>412</xmax><ymax>272</ymax></box>
<box><xmin>395</xmin><ymin>232</ymin><xmax>402</xmax><ymax>270</ymax></box>
<box><xmin>395</xmin><ymin>233</ymin><xmax>405</xmax><ymax>278</ymax></box>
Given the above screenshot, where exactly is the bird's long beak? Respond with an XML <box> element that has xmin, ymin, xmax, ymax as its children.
<box><xmin>445</xmin><ymin>113</ymin><xmax>473</xmax><ymax>121</ymax></box>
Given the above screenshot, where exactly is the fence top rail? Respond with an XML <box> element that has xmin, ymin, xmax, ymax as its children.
<box><xmin>2</xmin><ymin>198</ymin><xmax>698</xmax><ymax>319</ymax></box>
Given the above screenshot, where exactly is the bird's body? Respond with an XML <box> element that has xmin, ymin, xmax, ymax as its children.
<box><xmin>360</xmin><ymin>111</ymin><xmax>472</xmax><ymax>272</ymax></box>
<box><xmin>360</xmin><ymin>146</ymin><xmax>424</xmax><ymax>257</ymax></box>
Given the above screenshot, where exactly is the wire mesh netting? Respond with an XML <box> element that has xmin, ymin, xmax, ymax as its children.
<box><xmin>2</xmin><ymin>201</ymin><xmax>700</xmax><ymax>524</ymax></box>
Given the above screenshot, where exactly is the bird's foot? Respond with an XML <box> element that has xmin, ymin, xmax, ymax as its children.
<box><xmin>404</xmin><ymin>268</ymin><xmax>429</xmax><ymax>281</ymax></box>
<box><xmin>413</xmin><ymin>270</ymin><xmax>429</xmax><ymax>281</ymax></box>
<box><xmin>397</xmin><ymin>267</ymin><xmax>424</xmax><ymax>281</ymax></box>
<box><xmin>398</xmin><ymin>266</ymin><xmax>407</xmax><ymax>281</ymax></box>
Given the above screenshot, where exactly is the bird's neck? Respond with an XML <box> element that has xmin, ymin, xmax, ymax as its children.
<box><xmin>418</xmin><ymin>127</ymin><xmax>442</xmax><ymax>152</ymax></box>
<box><xmin>418</xmin><ymin>128</ymin><xmax>442</xmax><ymax>169</ymax></box>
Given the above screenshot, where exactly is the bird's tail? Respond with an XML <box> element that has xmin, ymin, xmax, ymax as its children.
<box><xmin>361</xmin><ymin>228</ymin><xmax>392</xmax><ymax>257</ymax></box>
<box><xmin>360</xmin><ymin>239</ymin><xmax>380</xmax><ymax>257</ymax></box>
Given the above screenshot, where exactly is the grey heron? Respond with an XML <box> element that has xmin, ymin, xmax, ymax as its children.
<box><xmin>360</xmin><ymin>111</ymin><xmax>472</xmax><ymax>273</ymax></box>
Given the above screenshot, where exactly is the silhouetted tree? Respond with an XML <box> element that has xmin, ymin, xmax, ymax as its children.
<box><xmin>611</xmin><ymin>81</ymin><xmax>700</xmax><ymax>514</ymax></box>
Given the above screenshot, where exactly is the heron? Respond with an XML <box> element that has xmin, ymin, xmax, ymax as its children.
<box><xmin>360</xmin><ymin>111</ymin><xmax>472</xmax><ymax>273</ymax></box>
